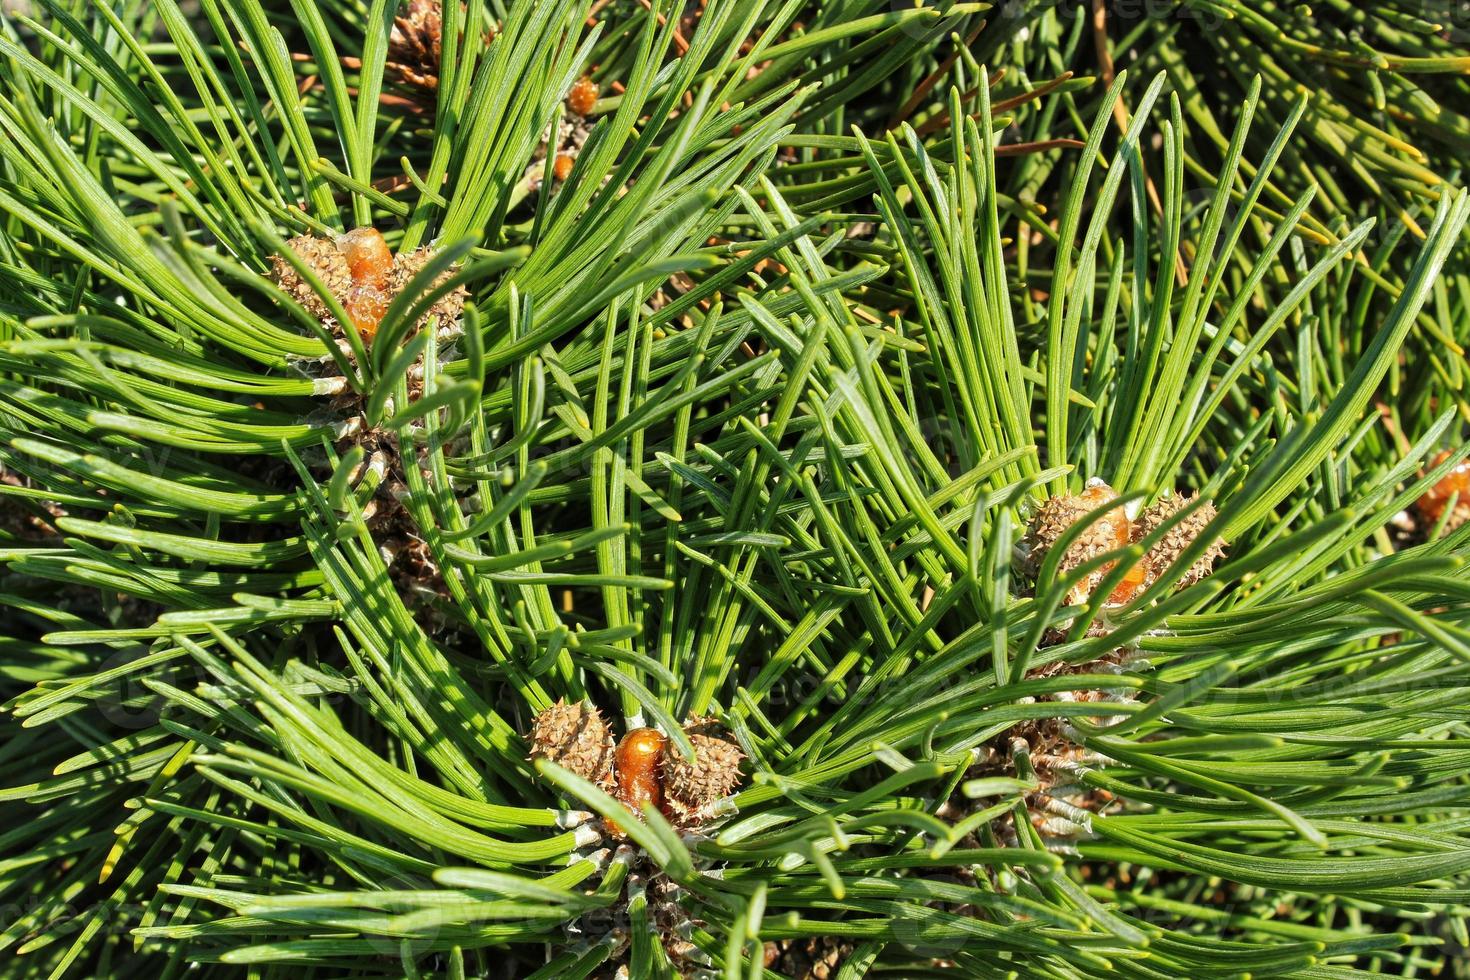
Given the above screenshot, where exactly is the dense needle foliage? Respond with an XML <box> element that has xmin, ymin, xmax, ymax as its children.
<box><xmin>2</xmin><ymin>1</ymin><xmax>1470</xmax><ymax>977</ymax></box>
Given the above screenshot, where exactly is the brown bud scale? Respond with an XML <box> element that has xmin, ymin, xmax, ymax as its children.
<box><xmin>271</xmin><ymin>235</ymin><xmax>352</xmax><ymax>323</ymax></box>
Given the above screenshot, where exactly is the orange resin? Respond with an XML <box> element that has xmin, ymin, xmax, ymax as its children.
<box><xmin>1416</xmin><ymin>449</ymin><xmax>1470</xmax><ymax>525</ymax></box>
<box><xmin>567</xmin><ymin>77</ymin><xmax>598</xmax><ymax>116</ymax></box>
<box><xmin>1079</xmin><ymin>482</ymin><xmax>1130</xmax><ymax>549</ymax></box>
<box><xmin>1078</xmin><ymin>481</ymin><xmax>1143</xmax><ymax>605</ymax></box>
<box><xmin>1106</xmin><ymin>556</ymin><xmax>1150</xmax><ymax>605</ymax></box>
<box><xmin>344</xmin><ymin>283</ymin><xmax>390</xmax><ymax>341</ymax></box>
<box><xmin>339</xmin><ymin>227</ymin><xmax>394</xmax><ymax>286</ymax></box>
<box><xmin>606</xmin><ymin>727</ymin><xmax>666</xmax><ymax>838</ymax></box>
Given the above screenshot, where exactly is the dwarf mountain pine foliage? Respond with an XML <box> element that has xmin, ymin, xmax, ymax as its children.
<box><xmin>2</xmin><ymin>1</ymin><xmax>1470</xmax><ymax>978</ymax></box>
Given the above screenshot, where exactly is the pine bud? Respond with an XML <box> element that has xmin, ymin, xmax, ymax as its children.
<box><xmin>390</xmin><ymin>247</ymin><xmax>470</xmax><ymax>330</ymax></box>
<box><xmin>528</xmin><ymin>700</ymin><xmax>615</xmax><ymax>789</ymax></box>
<box><xmin>1022</xmin><ymin>480</ymin><xmax>1131</xmax><ymax>605</ymax></box>
<box><xmin>270</xmin><ymin>232</ymin><xmax>467</xmax><ymax>343</ymax></box>
<box><xmin>270</xmin><ymin>234</ymin><xmax>351</xmax><ymax>323</ymax></box>
<box><xmin>1021</xmin><ymin>494</ymin><xmax>1090</xmax><ymax>578</ymax></box>
<box><xmin>662</xmin><ymin>719</ymin><xmax>744</xmax><ymax>823</ymax></box>
<box><xmin>606</xmin><ymin>727</ymin><xmax>667</xmax><ymax>839</ymax></box>
<box><xmin>1134</xmin><ymin>493</ymin><xmax>1224</xmax><ymax>588</ymax></box>
<box><xmin>614</xmin><ymin>728</ymin><xmax>666</xmax><ymax>810</ymax></box>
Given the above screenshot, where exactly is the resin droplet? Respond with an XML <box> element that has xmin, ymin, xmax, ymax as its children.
<box><xmin>344</xmin><ymin>283</ymin><xmax>391</xmax><ymax>341</ymax></box>
<box><xmin>1078</xmin><ymin>481</ymin><xmax>1130</xmax><ymax>551</ymax></box>
<box><xmin>553</xmin><ymin>153</ymin><xmax>575</xmax><ymax>182</ymax></box>
<box><xmin>607</xmin><ymin>727</ymin><xmax>666</xmax><ymax>838</ymax></box>
<box><xmin>1415</xmin><ymin>449</ymin><xmax>1470</xmax><ymax>529</ymax></box>
<box><xmin>339</xmin><ymin>227</ymin><xmax>394</xmax><ymax>286</ymax></box>
<box><xmin>567</xmin><ymin>77</ymin><xmax>598</xmax><ymax>117</ymax></box>
<box><xmin>1106</xmin><ymin>555</ymin><xmax>1150</xmax><ymax>606</ymax></box>
<box><xmin>1063</xmin><ymin>482</ymin><xmax>1131</xmax><ymax>606</ymax></box>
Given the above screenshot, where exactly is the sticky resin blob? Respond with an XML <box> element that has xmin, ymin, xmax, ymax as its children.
<box><xmin>567</xmin><ymin>77</ymin><xmax>599</xmax><ymax>116</ymax></box>
<box><xmin>339</xmin><ymin>227</ymin><xmax>394</xmax><ymax>286</ymax></box>
<box><xmin>1416</xmin><ymin>449</ymin><xmax>1470</xmax><ymax>530</ymax></box>
<box><xmin>606</xmin><ymin>727</ymin><xmax>667</xmax><ymax>838</ymax></box>
<box><xmin>343</xmin><ymin>283</ymin><xmax>391</xmax><ymax>342</ymax></box>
